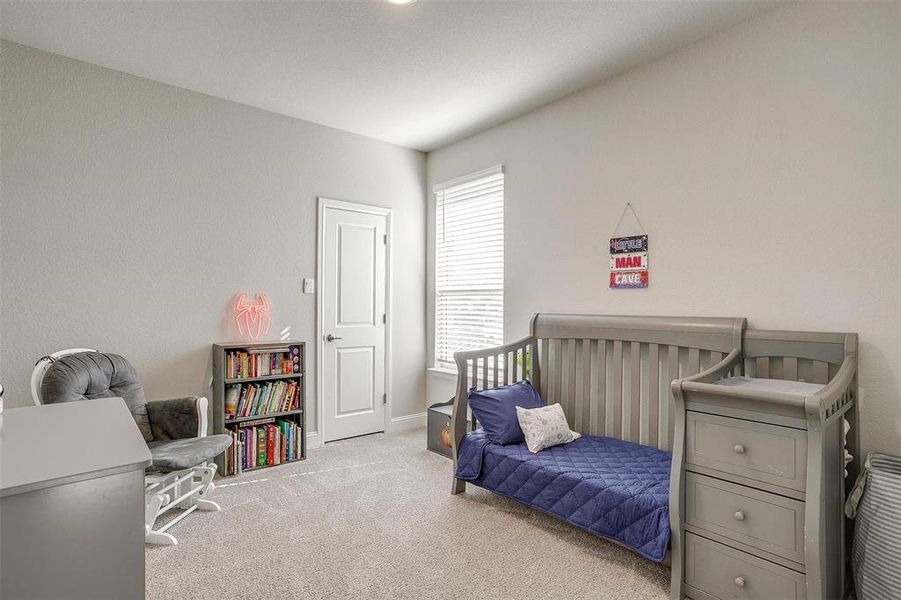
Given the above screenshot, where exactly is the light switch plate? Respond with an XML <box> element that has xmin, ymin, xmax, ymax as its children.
<box><xmin>303</xmin><ymin>278</ymin><xmax>315</xmax><ymax>294</ymax></box>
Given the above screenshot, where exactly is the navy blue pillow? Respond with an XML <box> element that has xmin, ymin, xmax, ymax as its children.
<box><xmin>467</xmin><ymin>380</ymin><xmax>545</xmax><ymax>445</ymax></box>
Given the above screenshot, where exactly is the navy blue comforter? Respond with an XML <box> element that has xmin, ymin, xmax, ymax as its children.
<box><xmin>455</xmin><ymin>430</ymin><xmax>671</xmax><ymax>562</ymax></box>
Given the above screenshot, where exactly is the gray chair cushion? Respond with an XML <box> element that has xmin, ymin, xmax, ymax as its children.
<box><xmin>146</xmin><ymin>397</ymin><xmax>202</xmax><ymax>441</ymax></box>
<box><xmin>41</xmin><ymin>352</ymin><xmax>153</xmax><ymax>442</ymax></box>
<box><xmin>147</xmin><ymin>434</ymin><xmax>232</xmax><ymax>472</ymax></box>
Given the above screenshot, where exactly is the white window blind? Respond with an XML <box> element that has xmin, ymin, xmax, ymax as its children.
<box><xmin>435</xmin><ymin>167</ymin><xmax>504</xmax><ymax>370</ymax></box>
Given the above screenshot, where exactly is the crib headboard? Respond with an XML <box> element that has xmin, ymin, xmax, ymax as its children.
<box><xmin>531</xmin><ymin>314</ymin><xmax>745</xmax><ymax>450</ymax></box>
<box><xmin>452</xmin><ymin>314</ymin><xmax>745</xmax><ymax>457</ymax></box>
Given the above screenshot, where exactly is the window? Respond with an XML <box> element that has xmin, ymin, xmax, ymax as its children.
<box><xmin>434</xmin><ymin>166</ymin><xmax>504</xmax><ymax>370</ymax></box>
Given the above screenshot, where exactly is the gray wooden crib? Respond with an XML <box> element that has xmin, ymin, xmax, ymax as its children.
<box><xmin>450</xmin><ymin>313</ymin><xmax>858</xmax><ymax>600</ymax></box>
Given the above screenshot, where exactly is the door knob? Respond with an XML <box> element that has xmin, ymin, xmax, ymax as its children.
<box><xmin>326</xmin><ymin>334</ymin><xmax>343</xmax><ymax>342</ymax></box>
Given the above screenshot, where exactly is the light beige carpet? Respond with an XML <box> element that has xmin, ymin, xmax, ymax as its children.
<box><xmin>146</xmin><ymin>428</ymin><xmax>669</xmax><ymax>599</ymax></box>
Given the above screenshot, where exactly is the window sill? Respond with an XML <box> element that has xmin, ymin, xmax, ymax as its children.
<box><xmin>427</xmin><ymin>367</ymin><xmax>458</xmax><ymax>381</ymax></box>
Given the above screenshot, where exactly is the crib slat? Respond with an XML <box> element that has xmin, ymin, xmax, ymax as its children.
<box><xmin>540</xmin><ymin>339</ymin><xmax>549</xmax><ymax>400</ymax></box>
<box><xmin>525</xmin><ymin>345</ymin><xmax>533</xmax><ymax>381</ymax></box>
<box><xmin>784</xmin><ymin>357</ymin><xmax>798</xmax><ymax>381</ymax></box>
<box><xmin>638</xmin><ymin>344</ymin><xmax>649</xmax><ymax>446</ymax></box>
<box><xmin>630</xmin><ymin>341</ymin><xmax>641</xmax><ymax>442</ymax></box>
<box><xmin>688</xmin><ymin>347</ymin><xmax>700</xmax><ymax>377</ymax></box>
<box><xmin>564</xmin><ymin>339</ymin><xmax>577</xmax><ymax>417</ymax></box>
<box><xmin>756</xmin><ymin>357</ymin><xmax>769</xmax><ymax>379</ymax></box>
<box><xmin>554</xmin><ymin>339</ymin><xmax>564</xmax><ymax>406</ymax></box>
<box><xmin>523</xmin><ymin>348</ymin><xmax>528</xmax><ymax>383</ymax></box>
<box><xmin>610</xmin><ymin>340</ymin><xmax>623</xmax><ymax>438</ymax></box>
<box><xmin>648</xmin><ymin>343</ymin><xmax>660</xmax><ymax>449</ymax></box>
<box><xmin>588</xmin><ymin>340</ymin><xmax>598</xmax><ymax>435</ymax></box>
<box><xmin>524</xmin><ymin>342</ymin><xmax>531</xmax><ymax>383</ymax></box>
<box><xmin>770</xmin><ymin>356</ymin><xmax>784</xmax><ymax>380</ymax></box>
<box><xmin>522</xmin><ymin>348</ymin><xmax>528</xmax><ymax>382</ymax></box>
<box><xmin>580</xmin><ymin>339</ymin><xmax>591</xmax><ymax>433</ymax></box>
<box><xmin>812</xmin><ymin>361</ymin><xmax>829</xmax><ymax>385</ymax></box>
<box><xmin>524</xmin><ymin>346</ymin><xmax>531</xmax><ymax>381</ymax></box>
<box><xmin>480</xmin><ymin>356</ymin><xmax>488</xmax><ymax>389</ymax></box>
<box><xmin>516</xmin><ymin>348</ymin><xmax>523</xmax><ymax>382</ymax></box>
<box><xmin>797</xmin><ymin>359</ymin><xmax>813</xmax><ymax>384</ymax></box>
<box><xmin>564</xmin><ymin>339</ymin><xmax>580</xmax><ymax>423</ymax></box>
<box><xmin>470</xmin><ymin>359</ymin><xmax>478</xmax><ymax>390</ymax></box>
<box><xmin>569</xmin><ymin>340</ymin><xmax>578</xmax><ymax>419</ymax></box>
<box><xmin>564</xmin><ymin>339</ymin><xmax>582</xmax><ymax>429</ymax></box>
<box><xmin>458</xmin><ymin>362</ymin><xmax>468</xmax><ymax>397</ymax></box>
<box><xmin>743</xmin><ymin>358</ymin><xmax>755</xmax><ymax>378</ymax></box>
<box><xmin>530</xmin><ymin>339</ymin><xmax>540</xmax><ymax>389</ymax></box>
<box><xmin>731</xmin><ymin>356</ymin><xmax>742</xmax><ymax>377</ymax></box>
<box><xmin>520</xmin><ymin>347</ymin><xmax>532</xmax><ymax>381</ymax></box>
<box><xmin>572</xmin><ymin>340</ymin><xmax>582</xmax><ymax>430</ymax></box>
<box><xmin>665</xmin><ymin>345</ymin><xmax>679</xmax><ymax>449</ymax></box>
<box><xmin>522</xmin><ymin>346</ymin><xmax>529</xmax><ymax>381</ymax></box>
<box><xmin>559</xmin><ymin>340</ymin><xmax>570</xmax><ymax>413</ymax></box>
<box><xmin>591</xmin><ymin>340</ymin><xmax>607</xmax><ymax>436</ymax></box>
<box><xmin>492</xmin><ymin>354</ymin><xmax>499</xmax><ymax>388</ymax></box>
<box><xmin>546</xmin><ymin>341</ymin><xmax>557</xmax><ymax>404</ymax></box>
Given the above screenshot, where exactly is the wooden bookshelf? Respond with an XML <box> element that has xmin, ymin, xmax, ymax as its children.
<box><xmin>224</xmin><ymin>373</ymin><xmax>303</xmax><ymax>384</ymax></box>
<box><xmin>225</xmin><ymin>409</ymin><xmax>302</xmax><ymax>426</ymax></box>
<box><xmin>212</xmin><ymin>341</ymin><xmax>306</xmax><ymax>476</ymax></box>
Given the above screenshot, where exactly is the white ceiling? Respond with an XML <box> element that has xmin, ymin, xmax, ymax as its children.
<box><xmin>0</xmin><ymin>1</ymin><xmax>781</xmax><ymax>151</ymax></box>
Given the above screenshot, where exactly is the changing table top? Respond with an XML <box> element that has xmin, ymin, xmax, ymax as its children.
<box><xmin>1</xmin><ymin>398</ymin><xmax>152</xmax><ymax>497</ymax></box>
<box><xmin>714</xmin><ymin>376</ymin><xmax>825</xmax><ymax>396</ymax></box>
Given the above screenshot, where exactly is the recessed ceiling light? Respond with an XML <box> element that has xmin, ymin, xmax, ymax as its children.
<box><xmin>386</xmin><ymin>0</ymin><xmax>417</xmax><ymax>5</ymax></box>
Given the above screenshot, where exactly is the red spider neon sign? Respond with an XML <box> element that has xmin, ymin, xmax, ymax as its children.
<box><xmin>233</xmin><ymin>293</ymin><xmax>271</xmax><ymax>341</ymax></box>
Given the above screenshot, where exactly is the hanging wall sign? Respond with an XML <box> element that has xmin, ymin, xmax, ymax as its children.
<box><xmin>609</xmin><ymin>204</ymin><xmax>649</xmax><ymax>289</ymax></box>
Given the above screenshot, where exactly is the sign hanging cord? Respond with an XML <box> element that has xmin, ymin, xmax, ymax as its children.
<box><xmin>612</xmin><ymin>202</ymin><xmax>647</xmax><ymax>237</ymax></box>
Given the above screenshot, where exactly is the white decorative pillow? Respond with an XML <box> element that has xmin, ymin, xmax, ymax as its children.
<box><xmin>515</xmin><ymin>403</ymin><xmax>581</xmax><ymax>453</ymax></box>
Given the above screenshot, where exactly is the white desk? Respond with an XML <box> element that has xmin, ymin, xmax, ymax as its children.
<box><xmin>1</xmin><ymin>398</ymin><xmax>152</xmax><ymax>600</ymax></box>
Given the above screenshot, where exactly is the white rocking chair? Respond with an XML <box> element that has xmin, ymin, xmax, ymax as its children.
<box><xmin>32</xmin><ymin>349</ymin><xmax>232</xmax><ymax>546</ymax></box>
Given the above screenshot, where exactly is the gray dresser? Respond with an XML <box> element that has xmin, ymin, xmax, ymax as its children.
<box><xmin>670</xmin><ymin>329</ymin><xmax>858</xmax><ymax>600</ymax></box>
<box><xmin>1</xmin><ymin>398</ymin><xmax>151</xmax><ymax>600</ymax></box>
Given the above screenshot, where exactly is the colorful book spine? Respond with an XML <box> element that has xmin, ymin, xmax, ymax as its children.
<box><xmin>225</xmin><ymin>346</ymin><xmax>303</xmax><ymax>380</ymax></box>
<box><xmin>226</xmin><ymin>380</ymin><xmax>302</xmax><ymax>421</ymax></box>
<box><xmin>224</xmin><ymin>419</ymin><xmax>302</xmax><ymax>474</ymax></box>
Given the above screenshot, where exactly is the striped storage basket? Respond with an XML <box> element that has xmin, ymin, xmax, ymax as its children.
<box><xmin>850</xmin><ymin>453</ymin><xmax>901</xmax><ymax>600</ymax></box>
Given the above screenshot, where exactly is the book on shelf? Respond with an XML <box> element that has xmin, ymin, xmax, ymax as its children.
<box><xmin>223</xmin><ymin>419</ymin><xmax>302</xmax><ymax>476</ymax></box>
<box><xmin>224</xmin><ymin>380</ymin><xmax>300</xmax><ymax>420</ymax></box>
<box><xmin>224</xmin><ymin>346</ymin><xmax>302</xmax><ymax>380</ymax></box>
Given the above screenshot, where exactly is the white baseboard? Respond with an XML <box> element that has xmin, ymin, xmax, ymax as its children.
<box><xmin>306</xmin><ymin>430</ymin><xmax>322</xmax><ymax>449</ymax></box>
<box><xmin>387</xmin><ymin>411</ymin><xmax>427</xmax><ymax>433</ymax></box>
<box><xmin>307</xmin><ymin>414</ymin><xmax>425</xmax><ymax>446</ymax></box>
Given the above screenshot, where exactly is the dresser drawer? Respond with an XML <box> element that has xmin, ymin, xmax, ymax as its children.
<box><xmin>685</xmin><ymin>412</ymin><xmax>807</xmax><ymax>491</ymax></box>
<box><xmin>685</xmin><ymin>472</ymin><xmax>806</xmax><ymax>563</ymax></box>
<box><xmin>684</xmin><ymin>533</ymin><xmax>806</xmax><ymax>600</ymax></box>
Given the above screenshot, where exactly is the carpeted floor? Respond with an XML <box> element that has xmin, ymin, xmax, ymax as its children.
<box><xmin>146</xmin><ymin>428</ymin><xmax>669</xmax><ymax>599</ymax></box>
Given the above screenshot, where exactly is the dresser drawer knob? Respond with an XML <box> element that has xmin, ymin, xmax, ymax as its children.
<box><xmin>733</xmin><ymin>444</ymin><xmax>746</xmax><ymax>454</ymax></box>
<box><xmin>733</xmin><ymin>510</ymin><xmax>746</xmax><ymax>521</ymax></box>
<box><xmin>734</xmin><ymin>576</ymin><xmax>746</xmax><ymax>588</ymax></box>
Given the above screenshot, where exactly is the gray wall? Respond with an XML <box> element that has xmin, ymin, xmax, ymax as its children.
<box><xmin>427</xmin><ymin>3</ymin><xmax>901</xmax><ymax>455</ymax></box>
<box><xmin>0</xmin><ymin>41</ymin><xmax>427</xmax><ymax>435</ymax></box>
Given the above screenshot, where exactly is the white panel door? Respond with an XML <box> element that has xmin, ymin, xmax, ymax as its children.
<box><xmin>321</xmin><ymin>204</ymin><xmax>387</xmax><ymax>442</ymax></box>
